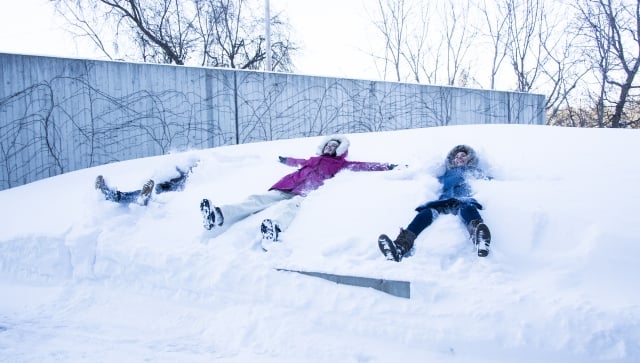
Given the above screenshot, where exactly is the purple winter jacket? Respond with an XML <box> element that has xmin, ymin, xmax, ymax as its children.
<box><xmin>269</xmin><ymin>135</ymin><xmax>393</xmax><ymax>196</ymax></box>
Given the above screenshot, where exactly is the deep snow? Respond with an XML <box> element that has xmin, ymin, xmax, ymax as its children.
<box><xmin>0</xmin><ymin>124</ymin><xmax>639</xmax><ymax>362</ymax></box>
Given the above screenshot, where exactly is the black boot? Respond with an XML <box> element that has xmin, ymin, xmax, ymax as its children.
<box><xmin>468</xmin><ymin>219</ymin><xmax>491</xmax><ymax>257</ymax></box>
<box><xmin>378</xmin><ymin>228</ymin><xmax>417</xmax><ymax>262</ymax></box>
<box><xmin>395</xmin><ymin>228</ymin><xmax>417</xmax><ymax>257</ymax></box>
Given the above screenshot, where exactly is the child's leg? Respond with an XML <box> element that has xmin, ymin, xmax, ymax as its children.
<box><xmin>406</xmin><ymin>207</ymin><xmax>438</xmax><ymax>236</ymax></box>
<box><xmin>459</xmin><ymin>203</ymin><xmax>482</xmax><ymax>225</ymax></box>
<box><xmin>218</xmin><ymin>190</ymin><xmax>294</xmax><ymax>226</ymax></box>
<box><xmin>268</xmin><ymin>195</ymin><xmax>303</xmax><ymax>232</ymax></box>
<box><xmin>155</xmin><ymin>167</ymin><xmax>190</xmax><ymax>194</ymax></box>
<box><xmin>96</xmin><ymin>175</ymin><xmax>146</xmax><ymax>204</ymax></box>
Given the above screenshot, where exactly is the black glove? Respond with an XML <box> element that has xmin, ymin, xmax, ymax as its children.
<box><xmin>388</xmin><ymin>164</ymin><xmax>398</xmax><ymax>170</ymax></box>
<box><xmin>278</xmin><ymin>156</ymin><xmax>287</xmax><ymax>164</ymax></box>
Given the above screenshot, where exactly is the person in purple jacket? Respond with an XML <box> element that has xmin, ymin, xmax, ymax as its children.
<box><xmin>199</xmin><ymin>135</ymin><xmax>397</xmax><ymax>249</ymax></box>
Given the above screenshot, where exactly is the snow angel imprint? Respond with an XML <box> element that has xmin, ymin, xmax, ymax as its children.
<box><xmin>200</xmin><ymin>135</ymin><xmax>399</xmax><ymax>250</ymax></box>
<box><xmin>378</xmin><ymin>144</ymin><xmax>492</xmax><ymax>261</ymax></box>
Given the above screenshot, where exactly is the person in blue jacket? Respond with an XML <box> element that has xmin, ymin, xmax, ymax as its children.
<box><xmin>95</xmin><ymin>163</ymin><xmax>196</xmax><ymax>206</ymax></box>
<box><xmin>378</xmin><ymin>144</ymin><xmax>492</xmax><ymax>261</ymax></box>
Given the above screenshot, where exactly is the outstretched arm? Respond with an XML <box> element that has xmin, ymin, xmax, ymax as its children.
<box><xmin>345</xmin><ymin>161</ymin><xmax>398</xmax><ymax>172</ymax></box>
<box><xmin>469</xmin><ymin>166</ymin><xmax>492</xmax><ymax>180</ymax></box>
<box><xmin>278</xmin><ymin>156</ymin><xmax>307</xmax><ymax>167</ymax></box>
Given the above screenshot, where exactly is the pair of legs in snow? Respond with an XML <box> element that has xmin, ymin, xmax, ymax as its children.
<box><xmin>379</xmin><ymin>200</ymin><xmax>491</xmax><ymax>261</ymax></box>
<box><xmin>95</xmin><ymin>167</ymin><xmax>191</xmax><ymax>206</ymax></box>
<box><xmin>200</xmin><ymin>190</ymin><xmax>303</xmax><ymax>250</ymax></box>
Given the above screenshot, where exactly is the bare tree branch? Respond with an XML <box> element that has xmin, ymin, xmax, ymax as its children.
<box><xmin>51</xmin><ymin>0</ymin><xmax>297</xmax><ymax>71</ymax></box>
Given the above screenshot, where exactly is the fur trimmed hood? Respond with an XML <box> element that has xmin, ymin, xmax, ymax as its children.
<box><xmin>316</xmin><ymin>135</ymin><xmax>350</xmax><ymax>157</ymax></box>
<box><xmin>445</xmin><ymin>144</ymin><xmax>479</xmax><ymax>170</ymax></box>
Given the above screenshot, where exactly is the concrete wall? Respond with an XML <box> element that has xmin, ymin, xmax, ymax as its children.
<box><xmin>0</xmin><ymin>53</ymin><xmax>545</xmax><ymax>190</ymax></box>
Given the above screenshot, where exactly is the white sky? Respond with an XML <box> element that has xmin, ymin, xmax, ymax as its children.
<box><xmin>0</xmin><ymin>0</ymin><xmax>381</xmax><ymax>80</ymax></box>
<box><xmin>274</xmin><ymin>0</ymin><xmax>381</xmax><ymax>80</ymax></box>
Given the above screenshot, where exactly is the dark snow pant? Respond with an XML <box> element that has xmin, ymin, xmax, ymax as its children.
<box><xmin>101</xmin><ymin>170</ymin><xmax>188</xmax><ymax>205</ymax></box>
<box><xmin>154</xmin><ymin>171</ymin><xmax>189</xmax><ymax>193</ymax></box>
<box><xmin>407</xmin><ymin>201</ymin><xmax>482</xmax><ymax>236</ymax></box>
<box><xmin>102</xmin><ymin>189</ymin><xmax>144</xmax><ymax>204</ymax></box>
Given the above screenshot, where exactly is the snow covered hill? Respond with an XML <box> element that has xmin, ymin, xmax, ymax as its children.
<box><xmin>1</xmin><ymin>124</ymin><xmax>639</xmax><ymax>362</ymax></box>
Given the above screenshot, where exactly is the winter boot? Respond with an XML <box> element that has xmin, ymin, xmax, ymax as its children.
<box><xmin>468</xmin><ymin>219</ymin><xmax>491</xmax><ymax>257</ymax></box>
<box><xmin>95</xmin><ymin>175</ymin><xmax>118</xmax><ymax>201</ymax></box>
<box><xmin>138</xmin><ymin>179</ymin><xmax>155</xmax><ymax>205</ymax></box>
<box><xmin>95</xmin><ymin>175</ymin><xmax>106</xmax><ymax>191</ymax></box>
<box><xmin>378</xmin><ymin>234</ymin><xmax>400</xmax><ymax>261</ymax></box>
<box><xmin>260</xmin><ymin>219</ymin><xmax>282</xmax><ymax>251</ymax></box>
<box><xmin>200</xmin><ymin>199</ymin><xmax>223</xmax><ymax>230</ymax></box>
<box><xmin>378</xmin><ymin>228</ymin><xmax>417</xmax><ymax>262</ymax></box>
<box><xmin>394</xmin><ymin>228</ymin><xmax>417</xmax><ymax>258</ymax></box>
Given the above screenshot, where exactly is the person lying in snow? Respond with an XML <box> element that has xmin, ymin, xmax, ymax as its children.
<box><xmin>199</xmin><ymin>135</ymin><xmax>399</xmax><ymax>250</ymax></box>
<box><xmin>378</xmin><ymin>144</ymin><xmax>492</xmax><ymax>261</ymax></box>
<box><xmin>95</xmin><ymin>164</ymin><xmax>196</xmax><ymax>206</ymax></box>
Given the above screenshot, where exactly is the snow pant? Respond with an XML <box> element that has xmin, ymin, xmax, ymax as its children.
<box><xmin>101</xmin><ymin>188</ymin><xmax>143</xmax><ymax>205</ymax></box>
<box><xmin>407</xmin><ymin>201</ymin><xmax>482</xmax><ymax>236</ymax></box>
<box><xmin>219</xmin><ymin>190</ymin><xmax>302</xmax><ymax>229</ymax></box>
<box><xmin>100</xmin><ymin>169</ymin><xmax>189</xmax><ymax>205</ymax></box>
<box><xmin>155</xmin><ymin>168</ymin><xmax>189</xmax><ymax>194</ymax></box>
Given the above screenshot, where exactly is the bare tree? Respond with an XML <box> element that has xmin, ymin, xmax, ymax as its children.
<box><xmin>487</xmin><ymin>0</ymin><xmax>590</xmax><ymax>126</ymax></box>
<box><xmin>541</xmin><ymin>32</ymin><xmax>591</xmax><ymax>125</ymax></box>
<box><xmin>370</xmin><ymin>0</ymin><xmax>411</xmax><ymax>82</ymax></box>
<box><xmin>575</xmin><ymin>0</ymin><xmax>640</xmax><ymax>128</ymax></box>
<box><xmin>438</xmin><ymin>0</ymin><xmax>478</xmax><ymax>86</ymax></box>
<box><xmin>365</xmin><ymin>0</ymin><xmax>640</xmax><ymax>128</ymax></box>
<box><xmin>402</xmin><ymin>3</ymin><xmax>432</xmax><ymax>83</ymax></box>
<box><xmin>368</xmin><ymin>0</ymin><xmax>477</xmax><ymax>86</ymax></box>
<box><xmin>51</xmin><ymin>0</ymin><xmax>296</xmax><ymax>71</ymax></box>
<box><xmin>476</xmin><ymin>0</ymin><xmax>511</xmax><ymax>89</ymax></box>
<box><xmin>501</xmin><ymin>0</ymin><xmax>548</xmax><ymax>92</ymax></box>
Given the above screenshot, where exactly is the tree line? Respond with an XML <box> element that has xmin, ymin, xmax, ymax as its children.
<box><xmin>52</xmin><ymin>0</ymin><xmax>640</xmax><ymax>128</ymax></box>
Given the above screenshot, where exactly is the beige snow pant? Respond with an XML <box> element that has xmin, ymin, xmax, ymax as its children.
<box><xmin>220</xmin><ymin>190</ymin><xmax>303</xmax><ymax>231</ymax></box>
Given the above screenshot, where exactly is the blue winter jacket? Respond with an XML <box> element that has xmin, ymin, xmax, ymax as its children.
<box><xmin>438</xmin><ymin>166</ymin><xmax>484</xmax><ymax>199</ymax></box>
<box><xmin>415</xmin><ymin>145</ymin><xmax>487</xmax><ymax>212</ymax></box>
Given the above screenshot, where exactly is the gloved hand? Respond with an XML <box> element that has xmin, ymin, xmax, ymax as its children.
<box><xmin>278</xmin><ymin>156</ymin><xmax>287</xmax><ymax>164</ymax></box>
<box><xmin>389</xmin><ymin>164</ymin><xmax>408</xmax><ymax>170</ymax></box>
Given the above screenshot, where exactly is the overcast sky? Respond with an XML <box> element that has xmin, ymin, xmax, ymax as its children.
<box><xmin>0</xmin><ymin>0</ymin><xmax>381</xmax><ymax>81</ymax></box>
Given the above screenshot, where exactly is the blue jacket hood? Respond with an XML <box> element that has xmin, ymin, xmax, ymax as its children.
<box><xmin>445</xmin><ymin>145</ymin><xmax>479</xmax><ymax>170</ymax></box>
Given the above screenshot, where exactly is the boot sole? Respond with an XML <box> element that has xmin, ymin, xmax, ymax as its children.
<box><xmin>378</xmin><ymin>234</ymin><xmax>401</xmax><ymax>262</ymax></box>
<box><xmin>200</xmin><ymin>199</ymin><xmax>214</xmax><ymax>230</ymax></box>
<box><xmin>475</xmin><ymin>223</ymin><xmax>491</xmax><ymax>257</ymax></box>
